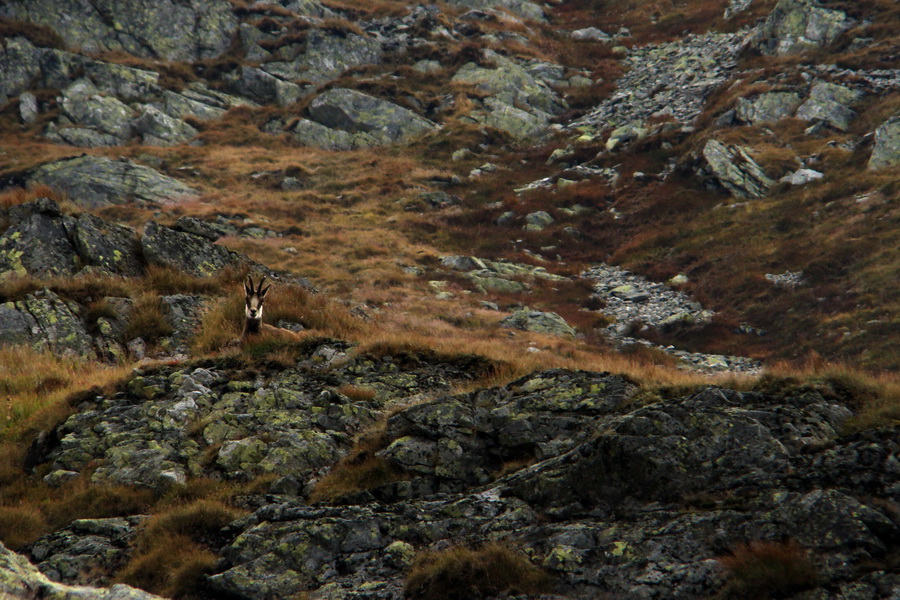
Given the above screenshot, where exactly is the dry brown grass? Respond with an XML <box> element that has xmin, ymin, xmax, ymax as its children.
<box><xmin>405</xmin><ymin>542</ymin><xmax>553</xmax><ymax>600</ymax></box>
<box><xmin>718</xmin><ymin>540</ymin><xmax>819</xmax><ymax>599</ymax></box>
<box><xmin>0</xmin><ymin>346</ymin><xmax>132</xmax><ymax>437</ymax></box>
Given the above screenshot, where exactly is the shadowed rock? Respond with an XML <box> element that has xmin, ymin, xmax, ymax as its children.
<box><xmin>0</xmin><ymin>197</ymin><xmax>78</xmax><ymax>277</ymax></box>
<box><xmin>140</xmin><ymin>221</ymin><xmax>241</xmax><ymax>278</ymax></box>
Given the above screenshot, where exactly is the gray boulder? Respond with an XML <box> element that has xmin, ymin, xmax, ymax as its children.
<box><xmin>469</xmin><ymin>97</ymin><xmax>551</xmax><ymax>141</ymax></box>
<box><xmin>452</xmin><ymin>54</ymin><xmax>566</xmax><ymax>117</ymax></box>
<box><xmin>734</xmin><ymin>91</ymin><xmax>802</xmax><ymax>125</ymax></box>
<box><xmin>0</xmin><ymin>198</ymin><xmax>77</xmax><ymax>277</ymax></box>
<box><xmin>868</xmin><ymin>115</ymin><xmax>900</xmax><ymax>170</ymax></box>
<box><xmin>18</xmin><ymin>92</ymin><xmax>38</xmax><ymax>124</ymax></box>
<box><xmin>31</xmin><ymin>517</ymin><xmax>145</xmax><ymax>585</ymax></box>
<box><xmin>0</xmin><ymin>303</ymin><xmax>36</xmax><ymax>347</ymax></box>
<box><xmin>133</xmin><ymin>105</ymin><xmax>198</xmax><ymax>146</ymax></box>
<box><xmin>501</xmin><ymin>308</ymin><xmax>576</xmax><ymax>336</ymax></box>
<box><xmin>795</xmin><ymin>81</ymin><xmax>861</xmax><ymax>131</ymax></box>
<box><xmin>82</xmin><ymin>61</ymin><xmax>161</xmax><ymax>102</ymax></box>
<box><xmin>702</xmin><ymin>139</ymin><xmax>775</xmax><ymax>199</ymax></box>
<box><xmin>0</xmin><ymin>0</ymin><xmax>238</xmax><ymax>61</ymax></box>
<box><xmin>0</xmin><ymin>541</ymin><xmax>163</xmax><ymax>599</ymax></box>
<box><xmin>227</xmin><ymin>66</ymin><xmax>304</xmax><ymax>107</ymax></box>
<box><xmin>140</xmin><ymin>221</ymin><xmax>241</xmax><ymax>278</ymax></box>
<box><xmin>59</xmin><ymin>79</ymin><xmax>134</xmax><ymax>141</ymax></box>
<box><xmin>290</xmin><ymin>118</ymin><xmax>357</xmax><ymax>150</ymax></box>
<box><xmin>27</xmin><ymin>155</ymin><xmax>197</xmax><ymax>208</ymax></box>
<box><xmin>443</xmin><ymin>0</ymin><xmax>546</xmax><ymax>21</ymax></box>
<box><xmin>308</xmin><ymin>88</ymin><xmax>438</xmax><ymax>145</ymax></box>
<box><xmin>263</xmin><ymin>29</ymin><xmax>382</xmax><ymax>84</ymax></box>
<box><xmin>756</xmin><ymin>0</ymin><xmax>854</xmax><ymax>55</ymax></box>
<box><xmin>524</xmin><ymin>210</ymin><xmax>555</xmax><ymax>231</ymax></box>
<box><xmin>45</xmin><ymin>126</ymin><xmax>123</xmax><ymax>148</ymax></box>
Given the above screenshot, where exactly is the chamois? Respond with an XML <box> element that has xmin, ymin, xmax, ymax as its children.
<box><xmin>241</xmin><ymin>275</ymin><xmax>304</xmax><ymax>342</ymax></box>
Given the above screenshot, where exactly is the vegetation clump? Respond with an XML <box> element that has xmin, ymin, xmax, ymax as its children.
<box><xmin>404</xmin><ymin>542</ymin><xmax>553</xmax><ymax>600</ymax></box>
<box><xmin>718</xmin><ymin>540</ymin><xmax>819</xmax><ymax>599</ymax></box>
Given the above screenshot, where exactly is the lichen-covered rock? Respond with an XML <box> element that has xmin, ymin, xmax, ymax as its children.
<box><xmin>226</xmin><ymin>66</ymin><xmax>305</xmax><ymax>107</ymax></box>
<box><xmin>755</xmin><ymin>0</ymin><xmax>854</xmax><ymax>55</ymax></box>
<box><xmin>16</xmin><ymin>289</ymin><xmax>95</xmax><ymax>357</ymax></box>
<box><xmin>308</xmin><ymin>88</ymin><xmax>438</xmax><ymax>145</ymax></box>
<box><xmin>868</xmin><ymin>115</ymin><xmax>900</xmax><ymax>170</ymax></box>
<box><xmin>140</xmin><ymin>221</ymin><xmax>241</xmax><ymax>278</ymax></box>
<box><xmin>452</xmin><ymin>53</ymin><xmax>566</xmax><ymax>117</ymax></box>
<box><xmin>467</xmin><ymin>97</ymin><xmax>551</xmax><ymax>141</ymax></box>
<box><xmin>0</xmin><ymin>0</ymin><xmax>238</xmax><ymax>61</ymax></box>
<box><xmin>734</xmin><ymin>91</ymin><xmax>802</xmax><ymax>124</ymax></box>
<box><xmin>159</xmin><ymin>294</ymin><xmax>206</xmax><ymax>353</ymax></box>
<box><xmin>133</xmin><ymin>105</ymin><xmax>199</xmax><ymax>146</ymax></box>
<box><xmin>30</xmin><ymin>344</ymin><xmax>486</xmax><ymax>492</ymax></box>
<box><xmin>59</xmin><ymin>79</ymin><xmax>134</xmax><ymax>142</ymax></box>
<box><xmin>795</xmin><ymin>81</ymin><xmax>861</xmax><ymax>131</ymax></box>
<box><xmin>0</xmin><ymin>37</ymin><xmax>42</xmax><ymax>104</ymax></box>
<box><xmin>263</xmin><ymin>29</ymin><xmax>383</xmax><ymax>84</ymax></box>
<box><xmin>208</xmin><ymin>377</ymin><xmax>897</xmax><ymax>600</ymax></box>
<box><xmin>444</xmin><ymin>0</ymin><xmax>546</xmax><ymax>21</ymax></box>
<box><xmin>500</xmin><ymin>308</ymin><xmax>576</xmax><ymax>336</ymax></box>
<box><xmin>702</xmin><ymin>139</ymin><xmax>775</xmax><ymax>199</ymax></box>
<box><xmin>0</xmin><ymin>197</ymin><xmax>78</xmax><ymax>277</ymax></box>
<box><xmin>27</xmin><ymin>155</ymin><xmax>197</xmax><ymax>208</ymax></box>
<box><xmin>290</xmin><ymin>118</ymin><xmax>357</xmax><ymax>150</ymax></box>
<box><xmin>30</xmin><ymin>517</ymin><xmax>146</xmax><ymax>586</ymax></box>
<box><xmin>162</xmin><ymin>83</ymin><xmax>250</xmax><ymax>121</ymax></box>
<box><xmin>0</xmin><ymin>541</ymin><xmax>163</xmax><ymax>599</ymax></box>
<box><xmin>72</xmin><ymin>214</ymin><xmax>144</xmax><ymax>277</ymax></box>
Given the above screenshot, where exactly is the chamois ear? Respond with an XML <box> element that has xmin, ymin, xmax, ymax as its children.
<box><xmin>245</xmin><ymin>276</ymin><xmax>254</xmax><ymax>296</ymax></box>
<box><xmin>260</xmin><ymin>284</ymin><xmax>270</xmax><ymax>300</ymax></box>
<box><xmin>256</xmin><ymin>276</ymin><xmax>268</xmax><ymax>296</ymax></box>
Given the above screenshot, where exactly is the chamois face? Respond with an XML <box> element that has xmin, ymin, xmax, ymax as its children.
<box><xmin>244</xmin><ymin>276</ymin><xmax>270</xmax><ymax>323</ymax></box>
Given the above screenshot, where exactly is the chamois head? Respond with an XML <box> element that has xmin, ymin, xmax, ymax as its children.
<box><xmin>244</xmin><ymin>275</ymin><xmax>270</xmax><ymax>327</ymax></box>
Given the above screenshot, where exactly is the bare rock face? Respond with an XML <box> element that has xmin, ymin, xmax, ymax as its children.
<box><xmin>0</xmin><ymin>0</ymin><xmax>238</xmax><ymax>61</ymax></box>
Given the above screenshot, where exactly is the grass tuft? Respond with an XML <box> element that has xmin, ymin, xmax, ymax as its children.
<box><xmin>404</xmin><ymin>542</ymin><xmax>553</xmax><ymax>600</ymax></box>
<box><xmin>718</xmin><ymin>540</ymin><xmax>819</xmax><ymax>599</ymax></box>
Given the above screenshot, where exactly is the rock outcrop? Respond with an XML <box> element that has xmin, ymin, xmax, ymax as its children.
<box><xmin>702</xmin><ymin>139</ymin><xmax>776</xmax><ymax>199</ymax></box>
<box><xmin>755</xmin><ymin>0</ymin><xmax>854</xmax><ymax>56</ymax></box>
<box><xmin>0</xmin><ymin>541</ymin><xmax>162</xmax><ymax>599</ymax></box>
<box><xmin>869</xmin><ymin>115</ymin><xmax>900</xmax><ymax>170</ymax></box>
<box><xmin>306</xmin><ymin>88</ymin><xmax>439</xmax><ymax>147</ymax></box>
<box><xmin>27</xmin><ymin>156</ymin><xmax>197</xmax><ymax>208</ymax></box>
<box><xmin>0</xmin><ymin>0</ymin><xmax>238</xmax><ymax>61</ymax></box>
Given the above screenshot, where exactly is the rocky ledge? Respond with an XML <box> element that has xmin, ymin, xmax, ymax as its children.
<box><xmin>8</xmin><ymin>346</ymin><xmax>899</xmax><ymax>599</ymax></box>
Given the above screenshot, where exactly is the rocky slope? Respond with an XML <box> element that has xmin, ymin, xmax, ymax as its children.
<box><xmin>0</xmin><ymin>0</ymin><xmax>899</xmax><ymax>598</ymax></box>
<box><xmin>10</xmin><ymin>343</ymin><xmax>900</xmax><ymax>599</ymax></box>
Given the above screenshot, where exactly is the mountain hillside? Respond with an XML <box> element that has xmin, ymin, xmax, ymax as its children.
<box><xmin>0</xmin><ymin>0</ymin><xmax>898</xmax><ymax>598</ymax></box>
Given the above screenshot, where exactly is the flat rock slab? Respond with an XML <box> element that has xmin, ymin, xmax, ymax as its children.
<box><xmin>27</xmin><ymin>155</ymin><xmax>197</xmax><ymax>208</ymax></box>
